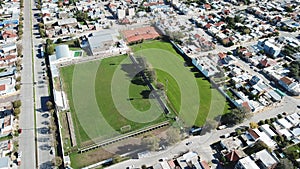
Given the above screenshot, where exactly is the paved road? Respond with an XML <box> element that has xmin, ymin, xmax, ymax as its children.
<box><xmin>31</xmin><ymin>1</ymin><xmax>55</xmax><ymax>168</ymax></box>
<box><xmin>18</xmin><ymin>0</ymin><xmax>36</xmax><ymax>168</ymax></box>
<box><xmin>107</xmin><ymin>96</ymin><xmax>300</xmax><ymax>169</ymax></box>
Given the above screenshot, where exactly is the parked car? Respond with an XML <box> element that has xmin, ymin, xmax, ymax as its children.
<box><xmin>220</xmin><ymin>133</ymin><xmax>230</xmax><ymax>138</ymax></box>
<box><xmin>217</xmin><ymin>125</ymin><xmax>227</xmax><ymax>130</ymax></box>
<box><xmin>186</xmin><ymin>141</ymin><xmax>192</xmax><ymax>145</ymax></box>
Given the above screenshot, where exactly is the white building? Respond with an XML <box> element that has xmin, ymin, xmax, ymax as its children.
<box><xmin>117</xmin><ymin>9</ymin><xmax>126</xmax><ymax>20</ymax></box>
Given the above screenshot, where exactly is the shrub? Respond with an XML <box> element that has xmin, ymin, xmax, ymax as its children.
<box><xmin>13</xmin><ymin>100</ymin><xmax>22</xmax><ymax>108</ymax></box>
<box><xmin>15</xmin><ymin>84</ymin><xmax>21</xmax><ymax>91</ymax></box>
<box><xmin>14</xmin><ymin>108</ymin><xmax>21</xmax><ymax>116</ymax></box>
<box><xmin>250</xmin><ymin>122</ymin><xmax>259</xmax><ymax>129</ymax></box>
<box><xmin>258</xmin><ymin>120</ymin><xmax>265</xmax><ymax>125</ymax></box>
<box><xmin>16</xmin><ymin>76</ymin><xmax>21</xmax><ymax>82</ymax></box>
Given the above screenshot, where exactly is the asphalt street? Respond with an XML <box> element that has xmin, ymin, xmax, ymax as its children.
<box><xmin>18</xmin><ymin>0</ymin><xmax>36</xmax><ymax>168</ymax></box>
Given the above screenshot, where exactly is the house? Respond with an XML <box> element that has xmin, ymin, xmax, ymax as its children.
<box><xmin>0</xmin><ymin>109</ymin><xmax>13</xmax><ymax>137</ymax></box>
<box><xmin>0</xmin><ymin>140</ymin><xmax>12</xmax><ymax>158</ymax></box>
<box><xmin>259</xmin><ymin>58</ymin><xmax>276</xmax><ymax>68</ymax></box>
<box><xmin>221</xmin><ymin>137</ymin><xmax>243</xmax><ymax>150</ymax></box>
<box><xmin>0</xmin><ymin>55</ymin><xmax>17</xmax><ymax>67</ymax></box>
<box><xmin>0</xmin><ymin>43</ymin><xmax>17</xmax><ymax>57</ymax></box>
<box><xmin>225</xmin><ymin>149</ymin><xmax>247</xmax><ymax>162</ymax></box>
<box><xmin>250</xmin><ymin>75</ymin><xmax>262</xmax><ymax>85</ymax></box>
<box><xmin>0</xmin><ymin>77</ymin><xmax>16</xmax><ymax>96</ymax></box>
<box><xmin>277</xmin><ymin>118</ymin><xmax>293</xmax><ymax>129</ymax></box>
<box><xmin>252</xmin><ymin>149</ymin><xmax>278</xmax><ymax>169</ymax></box>
<box><xmin>259</xmin><ymin>124</ymin><xmax>277</xmax><ymax>138</ymax></box>
<box><xmin>1</xmin><ymin>30</ymin><xmax>17</xmax><ymax>42</ymax></box>
<box><xmin>286</xmin><ymin>113</ymin><xmax>300</xmax><ymax>125</ymax></box>
<box><xmin>87</xmin><ymin>30</ymin><xmax>115</xmax><ymax>55</ymax></box>
<box><xmin>247</xmin><ymin>128</ymin><xmax>260</xmax><ymax>141</ymax></box>
<box><xmin>258</xmin><ymin>39</ymin><xmax>281</xmax><ymax>58</ymax></box>
<box><xmin>278</xmin><ymin>76</ymin><xmax>299</xmax><ymax>95</ymax></box>
<box><xmin>235</xmin><ymin>156</ymin><xmax>260</xmax><ymax>169</ymax></box>
<box><xmin>57</xmin><ymin>18</ymin><xmax>77</xmax><ymax>27</ymax></box>
<box><xmin>278</xmin><ymin>129</ymin><xmax>293</xmax><ymax>140</ymax></box>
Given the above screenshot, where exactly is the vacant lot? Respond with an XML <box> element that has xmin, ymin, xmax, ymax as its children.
<box><xmin>132</xmin><ymin>41</ymin><xmax>231</xmax><ymax>126</ymax></box>
<box><xmin>60</xmin><ymin>55</ymin><xmax>167</xmax><ymax>146</ymax></box>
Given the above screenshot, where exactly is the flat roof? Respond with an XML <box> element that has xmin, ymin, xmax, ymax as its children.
<box><xmin>277</xmin><ymin>118</ymin><xmax>293</xmax><ymax>129</ymax></box>
<box><xmin>254</xmin><ymin>149</ymin><xmax>278</xmax><ymax>168</ymax></box>
<box><xmin>260</xmin><ymin>124</ymin><xmax>277</xmax><ymax>137</ymax></box>
<box><xmin>239</xmin><ymin>156</ymin><xmax>260</xmax><ymax>169</ymax></box>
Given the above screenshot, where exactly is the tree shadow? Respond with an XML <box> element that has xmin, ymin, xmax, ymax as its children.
<box><xmin>131</xmin><ymin>75</ymin><xmax>146</xmax><ymax>86</ymax></box>
<box><xmin>120</xmin><ymin>63</ymin><xmax>139</xmax><ymax>79</ymax></box>
<box><xmin>140</xmin><ymin>90</ymin><xmax>151</xmax><ymax>99</ymax></box>
<box><xmin>190</xmin><ymin>67</ymin><xmax>199</xmax><ymax>72</ymax></box>
<box><xmin>41</xmin><ymin>96</ymin><xmax>50</xmax><ymax>111</ymax></box>
<box><xmin>194</xmin><ymin>72</ymin><xmax>204</xmax><ymax>78</ymax></box>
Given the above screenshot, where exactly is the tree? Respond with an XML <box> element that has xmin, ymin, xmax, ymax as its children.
<box><xmin>14</xmin><ymin>108</ymin><xmax>21</xmax><ymax>116</ymax></box>
<box><xmin>156</xmin><ymin>82</ymin><xmax>164</xmax><ymax>90</ymax></box>
<box><xmin>243</xmin><ymin>28</ymin><xmax>251</xmax><ymax>35</ymax></box>
<box><xmin>249</xmin><ymin>122</ymin><xmax>258</xmax><ymax>129</ymax></box>
<box><xmin>221</xmin><ymin>108</ymin><xmax>247</xmax><ymax>125</ymax></box>
<box><xmin>36</xmin><ymin>4</ymin><xmax>41</xmax><ymax>10</ymax></box>
<box><xmin>56</xmin><ymin>38</ymin><xmax>63</xmax><ymax>44</ymax></box>
<box><xmin>39</xmin><ymin>28</ymin><xmax>46</xmax><ymax>38</ymax></box>
<box><xmin>202</xmin><ymin>119</ymin><xmax>218</xmax><ymax>134</ymax></box>
<box><xmin>141</xmin><ymin>165</ymin><xmax>147</xmax><ymax>169</ymax></box>
<box><xmin>16</xmin><ymin>76</ymin><xmax>21</xmax><ymax>82</ymax></box>
<box><xmin>38</xmin><ymin>23</ymin><xmax>44</xmax><ymax>29</ymax></box>
<box><xmin>112</xmin><ymin>155</ymin><xmax>122</xmax><ymax>164</ymax></box>
<box><xmin>74</xmin><ymin>11</ymin><xmax>88</xmax><ymax>22</ymax></box>
<box><xmin>166</xmin><ymin>128</ymin><xmax>181</xmax><ymax>145</ymax></box>
<box><xmin>13</xmin><ymin>100</ymin><xmax>22</xmax><ymax>108</ymax></box>
<box><xmin>275</xmin><ymin>158</ymin><xmax>295</xmax><ymax>169</ymax></box>
<box><xmin>17</xmin><ymin>44</ymin><xmax>23</xmax><ymax>57</ymax></box>
<box><xmin>234</xmin><ymin>15</ymin><xmax>242</xmax><ymax>23</ymax></box>
<box><xmin>46</xmin><ymin>45</ymin><xmax>54</xmax><ymax>55</ymax></box>
<box><xmin>258</xmin><ymin>120</ymin><xmax>265</xmax><ymax>125</ymax></box>
<box><xmin>46</xmin><ymin>39</ymin><xmax>53</xmax><ymax>45</ymax></box>
<box><xmin>46</xmin><ymin>101</ymin><xmax>53</xmax><ymax>110</ymax></box>
<box><xmin>289</xmin><ymin>61</ymin><xmax>300</xmax><ymax>81</ymax></box>
<box><xmin>73</xmin><ymin>38</ymin><xmax>80</xmax><ymax>47</ymax></box>
<box><xmin>52</xmin><ymin>156</ymin><xmax>62</xmax><ymax>167</ymax></box>
<box><xmin>145</xmin><ymin>68</ymin><xmax>156</xmax><ymax>83</ymax></box>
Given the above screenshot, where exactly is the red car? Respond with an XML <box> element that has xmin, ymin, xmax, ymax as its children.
<box><xmin>18</xmin><ymin>129</ymin><xmax>22</xmax><ymax>134</ymax></box>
